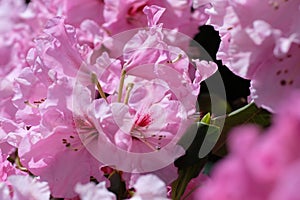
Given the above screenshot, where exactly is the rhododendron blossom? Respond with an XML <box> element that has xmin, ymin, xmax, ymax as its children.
<box><xmin>1</xmin><ymin>0</ymin><xmax>298</xmax><ymax>199</ymax></box>
<box><xmin>0</xmin><ymin>175</ymin><xmax>50</xmax><ymax>200</ymax></box>
<box><xmin>205</xmin><ymin>0</ymin><xmax>300</xmax><ymax>112</ymax></box>
<box><xmin>69</xmin><ymin>5</ymin><xmax>217</xmax><ymax>175</ymax></box>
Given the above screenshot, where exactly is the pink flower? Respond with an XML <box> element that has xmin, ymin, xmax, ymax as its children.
<box><xmin>0</xmin><ymin>117</ymin><xmax>25</xmax><ymax>156</ymax></box>
<box><xmin>130</xmin><ymin>174</ymin><xmax>170</xmax><ymax>200</ymax></box>
<box><xmin>0</xmin><ymin>149</ymin><xmax>22</xmax><ymax>182</ymax></box>
<box><xmin>10</xmin><ymin>175</ymin><xmax>50</xmax><ymax>200</ymax></box>
<box><xmin>75</xmin><ymin>182</ymin><xmax>116</xmax><ymax>200</ymax></box>
<box><xmin>86</xmin><ymin>82</ymin><xmax>186</xmax><ymax>173</ymax></box>
<box><xmin>72</xmin><ymin>8</ymin><xmax>217</xmax><ymax>176</ymax></box>
<box><xmin>194</xmin><ymin>91</ymin><xmax>300</xmax><ymax>200</ymax></box>
<box><xmin>122</xmin><ymin>21</ymin><xmax>217</xmax><ymax>114</ymax></box>
<box><xmin>63</xmin><ymin>0</ymin><xmax>105</xmax><ymax>28</ymax></box>
<box><xmin>249</xmin><ymin>41</ymin><xmax>300</xmax><ymax>112</ymax></box>
<box><xmin>18</xmin><ymin>78</ymin><xmax>104</xmax><ymax>198</ymax></box>
<box><xmin>0</xmin><ymin>175</ymin><xmax>50</xmax><ymax>200</ymax></box>
<box><xmin>103</xmin><ymin>1</ymin><xmax>208</xmax><ymax>37</ymax></box>
<box><xmin>269</xmin><ymin>161</ymin><xmax>300</xmax><ymax>200</ymax></box>
<box><xmin>100</xmin><ymin>78</ymin><xmax>188</xmax><ymax>153</ymax></box>
<box><xmin>76</xmin><ymin>19</ymin><xmax>111</xmax><ymax>50</ymax></box>
<box><xmin>0</xmin><ymin>2</ymin><xmax>220</xmax><ymax>199</ymax></box>
<box><xmin>206</xmin><ymin>0</ymin><xmax>300</xmax><ymax>112</ymax></box>
<box><xmin>32</xmin><ymin>17</ymin><xmax>88</xmax><ymax>78</ymax></box>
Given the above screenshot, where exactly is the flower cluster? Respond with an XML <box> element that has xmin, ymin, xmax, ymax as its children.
<box><xmin>1</xmin><ymin>0</ymin><xmax>300</xmax><ymax>199</ymax></box>
<box><xmin>203</xmin><ymin>0</ymin><xmax>300</xmax><ymax>112</ymax></box>
<box><xmin>0</xmin><ymin>0</ymin><xmax>217</xmax><ymax>199</ymax></box>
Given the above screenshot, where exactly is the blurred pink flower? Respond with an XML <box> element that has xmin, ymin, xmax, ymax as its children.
<box><xmin>63</xmin><ymin>0</ymin><xmax>105</xmax><ymax>28</ymax></box>
<box><xmin>193</xmin><ymin>91</ymin><xmax>300</xmax><ymax>200</ymax></box>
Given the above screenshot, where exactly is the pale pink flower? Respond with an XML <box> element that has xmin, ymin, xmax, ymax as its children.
<box><xmin>130</xmin><ymin>174</ymin><xmax>170</xmax><ymax>200</ymax></box>
<box><xmin>0</xmin><ymin>0</ymin><xmax>26</xmax><ymax>33</ymax></box>
<box><xmin>8</xmin><ymin>175</ymin><xmax>50</xmax><ymax>200</ymax></box>
<box><xmin>249</xmin><ymin>41</ymin><xmax>300</xmax><ymax>112</ymax></box>
<box><xmin>122</xmin><ymin>21</ymin><xmax>217</xmax><ymax>114</ymax></box>
<box><xmin>205</xmin><ymin>0</ymin><xmax>300</xmax><ymax>112</ymax></box>
<box><xmin>102</xmin><ymin>0</ymin><xmax>147</xmax><ymax>34</ymax></box>
<box><xmin>75</xmin><ymin>182</ymin><xmax>116</xmax><ymax>200</ymax></box>
<box><xmin>0</xmin><ymin>175</ymin><xmax>50</xmax><ymax>200</ymax></box>
<box><xmin>0</xmin><ymin>149</ymin><xmax>21</xmax><ymax>182</ymax></box>
<box><xmin>97</xmin><ymin>79</ymin><xmax>188</xmax><ymax>153</ymax></box>
<box><xmin>18</xmin><ymin>78</ymin><xmax>104</xmax><ymax>198</ymax></box>
<box><xmin>86</xmin><ymin>81</ymin><xmax>188</xmax><ymax>176</ymax></box>
<box><xmin>87</xmin><ymin>52</ymin><xmax>122</xmax><ymax>94</ymax></box>
<box><xmin>0</xmin><ymin>117</ymin><xmax>25</xmax><ymax>155</ymax></box>
<box><xmin>0</xmin><ymin>182</ymin><xmax>10</xmax><ymax>200</ymax></box>
<box><xmin>76</xmin><ymin>19</ymin><xmax>111</xmax><ymax>50</ymax></box>
<box><xmin>32</xmin><ymin>17</ymin><xmax>88</xmax><ymax>78</ymax></box>
<box><xmin>75</xmin><ymin>6</ymin><xmax>217</xmax><ymax>177</ymax></box>
<box><xmin>0</xmin><ymin>78</ymin><xmax>17</xmax><ymax>120</ymax></box>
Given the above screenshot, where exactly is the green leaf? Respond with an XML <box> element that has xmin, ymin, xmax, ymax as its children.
<box><xmin>107</xmin><ymin>171</ymin><xmax>127</xmax><ymax>200</ymax></box>
<box><xmin>201</xmin><ymin>112</ymin><xmax>211</xmax><ymax>124</ymax></box>
<box><xmin>211</xmin><ymin>102</ymin><xmax>272</xmax><ymax>156</ymax></box>
<box><xmin>172</xmin><ymin>123</ymin><xmax>220</xmax><ymax>200</ymax></box>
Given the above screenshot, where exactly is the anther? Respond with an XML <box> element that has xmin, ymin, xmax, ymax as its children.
<box><xmin>167</xmin><ymin>54</ymin><xmax>182</xmax><ymax>64</ymax></box>
<box><xmin>24</xmin><ymin>100</ymin><xmax>38</xmax><ymax>108</ymax></box>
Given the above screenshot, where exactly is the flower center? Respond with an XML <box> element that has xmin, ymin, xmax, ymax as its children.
<box><xmin>134</xmin><ymin>113</ymin><xmax>152</xmax><ymax>127</ymax></box>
